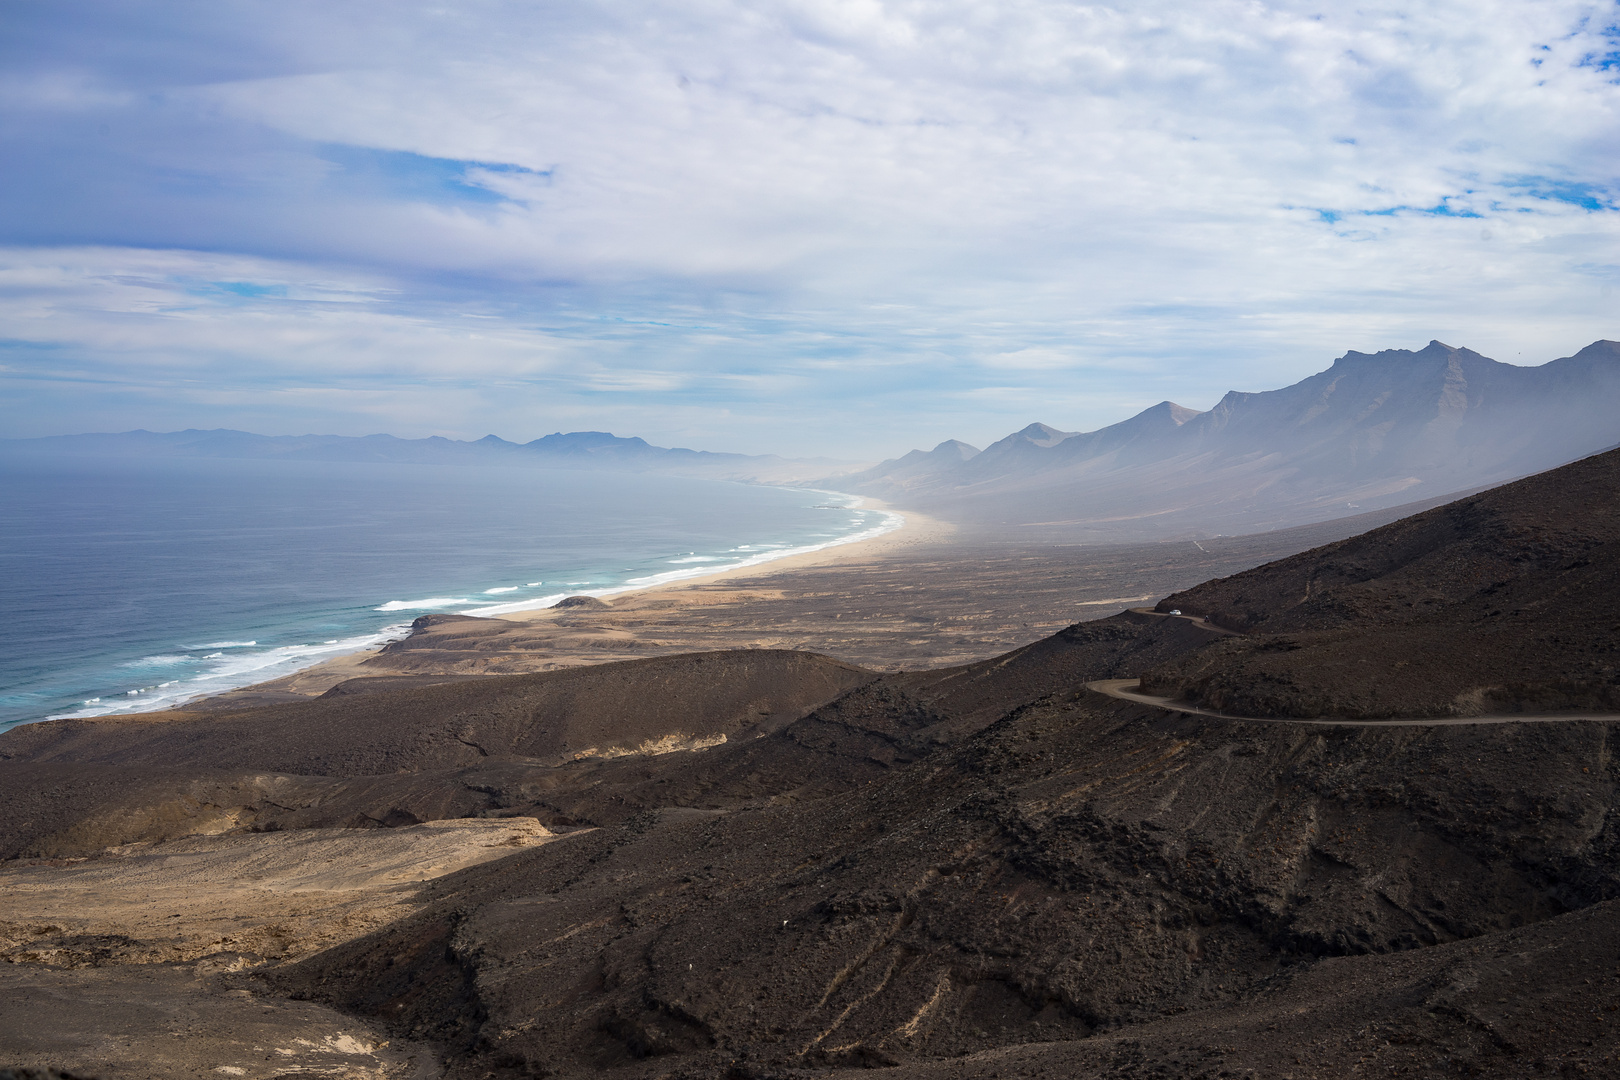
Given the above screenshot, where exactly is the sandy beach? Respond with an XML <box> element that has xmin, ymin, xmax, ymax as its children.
<box><xmin>187</xmin><ymin>499</ymin><xmax>952</xmax><ymax>704</ymax></box>
<box><xmin>187</xmin><ymin>499</ymin><xmax>1426</xmax><ymax>711</ymax></box>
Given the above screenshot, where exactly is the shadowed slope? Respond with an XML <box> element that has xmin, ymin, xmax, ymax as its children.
<box><xmin>1143</xmin><ymin>446</ymin><xmax>1620</xmax><ymax>717</ymax></box>
<box><xmin>0</xmin><ymin>613</ymin><xmax>1219</xmax><ymax>859</ymax></box>
<box><xmin>273</xmin><ymin>694</ymin><xmax>1620</xmax><ymax>1079</ymax></box>
<box><xmin>0</xmin><ymin>651</ymin><xmax>872</xmax><ymax>859</ymax></box>
<box><xmin>0</xmin><ymin>650</ymin><xmax>873</xmax><ymax>775</ymax></box>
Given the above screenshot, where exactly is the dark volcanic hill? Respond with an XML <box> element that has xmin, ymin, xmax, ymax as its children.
<box><xmin>6</xmin><ymin>449</ymin><xmax>1620</xmax><ymax>1077</ymax></box>
<box><xmin>277</xmin><ymin>699</ymin><xmax>1620</xmax><ymax>1080</ymax></box>
<box><xmin>1142</xmin><ymin>445</ymin><xmax>1620</xmax><ymax>718</ymax></box>
<box><xmin>0</xmin><ymin>619</ymin><xmax>1222</xmax><ymax>862</ymax></box>
<box><xmin>838</xmin><ymin>339</ymin><xmax>1620</xmax><ymax>540</ymax></box>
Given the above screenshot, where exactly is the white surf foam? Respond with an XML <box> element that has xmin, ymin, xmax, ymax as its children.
<box><xmin>47</xmin><ymin>624</ymin><xmax>412</xmax><ymax>721</ymax></box>
<box><xmin>463</xmin><ymin>495</ymin><xmax>903</xmax><ymax>617</ymax></box>
<box><xmin>375</xmin><ymin>596</ymin><xmax>473</xmax><ymax>611</ymax></box>
<box><xmin>133</xmin><ymin>654</ymin><xmax>200</xmax><ymax>666</ymax></box>
<box><xmin>40</xmin><ymin>491</ymin><xmax>896</xmax><ymax>719</ymax></box>
<box><xmin>463</xmin><ymin>591</ymin><xmax>570</xmax><ymax>616</ymax></box>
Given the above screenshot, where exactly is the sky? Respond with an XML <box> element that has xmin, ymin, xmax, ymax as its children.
<box><xmin>0</xmin><ymin>0</ymin><xmax>1616</xmax><ymax>459</ymax></box>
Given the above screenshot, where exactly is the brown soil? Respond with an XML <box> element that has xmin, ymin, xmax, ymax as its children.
<box><xmin>269</xmin><ymin>694</ymin><xmax>1620</xmax><ymax>1080</ymax></box>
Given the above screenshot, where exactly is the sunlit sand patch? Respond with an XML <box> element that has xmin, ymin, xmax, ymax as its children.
<box><xmin>0</xmin><ymin>818</ymin><xmax>565</xmax><ymax>969</ymax></box>
<box><xmin>570</xmin><ymin>731</ymin><xmax>729</xmax><ymax>760</ymax></box>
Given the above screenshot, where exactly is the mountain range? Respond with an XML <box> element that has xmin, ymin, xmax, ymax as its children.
<box><xmin>0</xmin><ymin>427</ymin><xmax>848</xmax><ymax>484</ymax></box>
<box><xmin>12</xmin><ymin>338</ymin><xmax>1620</xmax><ymax>543</ymax></box>
<box><xmin>834</xmin><ymin>339</ymin><xmax>1620</xmax><ymax>540</ymax></box>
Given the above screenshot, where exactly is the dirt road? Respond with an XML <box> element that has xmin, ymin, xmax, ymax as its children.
<box><xmin>1085</xmin><ymin>678</ymin><xmax>1620</xmax><ymax>726</ymax></box>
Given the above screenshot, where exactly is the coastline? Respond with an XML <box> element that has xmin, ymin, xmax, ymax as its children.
<box><xmin>15</xmin><ymin>487</ymin><xmax>923</xmax><ymax>727</ymax></box>
<box><xmin>171</xmin><ymin>498</ymin><xmax>954</xmax><ymax>707</ymax></box>
<box><xmin>454</xmin><ymin>494</ymin><xmax>930</xmax><ymax>617</ymax></box>
<box><xmin>56</xmin><ymin>483</ymin><xmax>1455</xmax><ymax>718</ymax></box>
<box><xmin>496</xmin><ymin>497</ymin><xmax>951</xmax><ymax>619</ymax></box>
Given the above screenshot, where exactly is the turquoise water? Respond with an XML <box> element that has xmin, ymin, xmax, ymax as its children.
<box><xmin>0</xmin><ymin>455</ymin><xmax>893</xmax><ymax>730</ymax></box>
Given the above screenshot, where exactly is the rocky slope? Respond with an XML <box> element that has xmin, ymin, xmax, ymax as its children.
<box><xmin>0</xmin><ymin>616</ymin><xmax>1218</xmax><ymax>862</ymax></box>
<box><xmin>0</xmin><ymin>650</ymin><xmax>873</xmax><ymax>860</ymax></box>
<box><xmin>1143</xmin><ymin>446</ymin><xmax>1620</xmax><ymax>718</ymax></box>
<box><xmin>271</xmin><ymin>693</ymin><xmax>1620</xmax><ymax>1079</ymax></box>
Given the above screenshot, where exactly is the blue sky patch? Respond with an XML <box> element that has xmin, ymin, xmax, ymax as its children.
<box><xmin>1304</xmin><ymin>194</ymin><xmax>1485</xmax><ymax>222</ymax></box>
<box><xmin>211</xmin><ymin>281</ymin><xmax>286</xmax><ymax>298</ymax></box>
<box><xmin>1413</xmin><ymin>198</ymin><xmax>1483</xmax><ymax>218</ymax></box>
<box><xmin>1576</xmin><ymin>20</ymin><xmax>1620</xmax><ymax>74</ymax></box>
<box><xmin>1504</xmin><ymin>176</ymin><xmax>1615</xmax><ymax>211</ymax></box>
<box><xmin>317</xmin><ymin>145</ymin><xmax>546</xmax><ymax>206</ymax></box>
<box><xmin>182</xmin><ymin>281</ymin><xmax>291</xmax><ymax>303</ymax></box>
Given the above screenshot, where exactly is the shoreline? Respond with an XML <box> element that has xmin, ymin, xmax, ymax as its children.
<box><xmin>19</xmin><ymin>492</ymin><xmax>937</xmax><ymax>728</ymax></box>
<box><xmin>493</xmin><ymin>497</ymin><xmax>952</xmax><ymax>620</ymax></box>
<box><xmin>39</xmin><ymin>483</ymin><xmax>1468</xmax><ymax>722</ymax></box>
<box><xmin>147</xmin><ymin>498</ymin><xmax>955</xmax><ymax>709</ymax></box>
<box><xmin>457</xmin><ymin>494</ymin><xmax>933</xmax><ymax>618</ymax></box>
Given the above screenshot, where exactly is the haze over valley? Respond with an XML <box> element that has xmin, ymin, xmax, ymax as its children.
<box><xmin>15</xmin><ymin>336</ymin><xmax>1619</xmax><ymax>545</ymax></box>
<box><xmin>842</xmin><ymin>339</ymin><xmax>1620</xmax><ymax>539</ymax></box>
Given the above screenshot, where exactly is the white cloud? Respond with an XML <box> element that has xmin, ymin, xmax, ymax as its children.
<box><xmin>982</xmin><ymin>348</ymin><xmax>1083</xmax><ymax>371</ymax></box>
<box><xmin>0</xmin><ymin>1</ymin><xmax>1617</xmax><ymax>454</ymax></box>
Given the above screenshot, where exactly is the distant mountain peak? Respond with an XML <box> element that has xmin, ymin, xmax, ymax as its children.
<box><xmin>1135</xmin><ymin>401</ymin><xmax>1201</xmax><ymax>426</ymax></box>
<box><xmin>833</xmin><ymin>338</ymin><xmax>1620</xmax><ymax>541</ymax></box>
<box><xmin>1010</xmin><ymin>422</ymin><xmax>1076</xmax><ymax>448</ymax></box>
<box><xmin>1332</xmin><ymin>340</ymin><xmax>1491</xmax><ymax>370</ymax></box>
<box><xmin>525</xmin><ymin>430</ymin><xmax>653</xmax><ymax>452</ymax></box>
<box><xmin>3</xmin><ymin>426</ymin><xmax>844</xmax><ymax>484</ymax></box>
<box><xmin>932</xmin><ymin>439</ymin><xmax>981</xmax><ymax>459</ymax></box>
<box><xmin>1571</xmin><ymin>339</ymin><xmax>1620</xmax><ymax>361</ymax></box>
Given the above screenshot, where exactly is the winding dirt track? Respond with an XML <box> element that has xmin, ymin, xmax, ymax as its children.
<box><xmin>1084</xmin><ymin>679</ymin><xmax>1620</xmax><ymax>726</ymax></box>
<box><xmin>1093</xmin><ymin>608</ymin><xmax>1620</xmax><ymax>725</ymax></box>
<box><xmin>1125</xmin><ymin>606</ymin><xmax>1242</xmax><ymax>636</ymax></box>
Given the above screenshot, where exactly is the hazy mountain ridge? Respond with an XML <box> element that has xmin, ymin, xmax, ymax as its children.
<box><xmin>0</xmin><ymin>426</ymin><xmax>854</xmax><ymax>484</ymax></box>
<box><xmin>837</xmin><ymin>339</ymin><xmax>1620</xmax><ymax>539</ymax></box>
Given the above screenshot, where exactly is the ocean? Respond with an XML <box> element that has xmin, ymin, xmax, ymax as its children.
<box><xmin>0</xmin><ymin>454</ymin><xmax>894</xmax><ymax>731</ymax></box>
